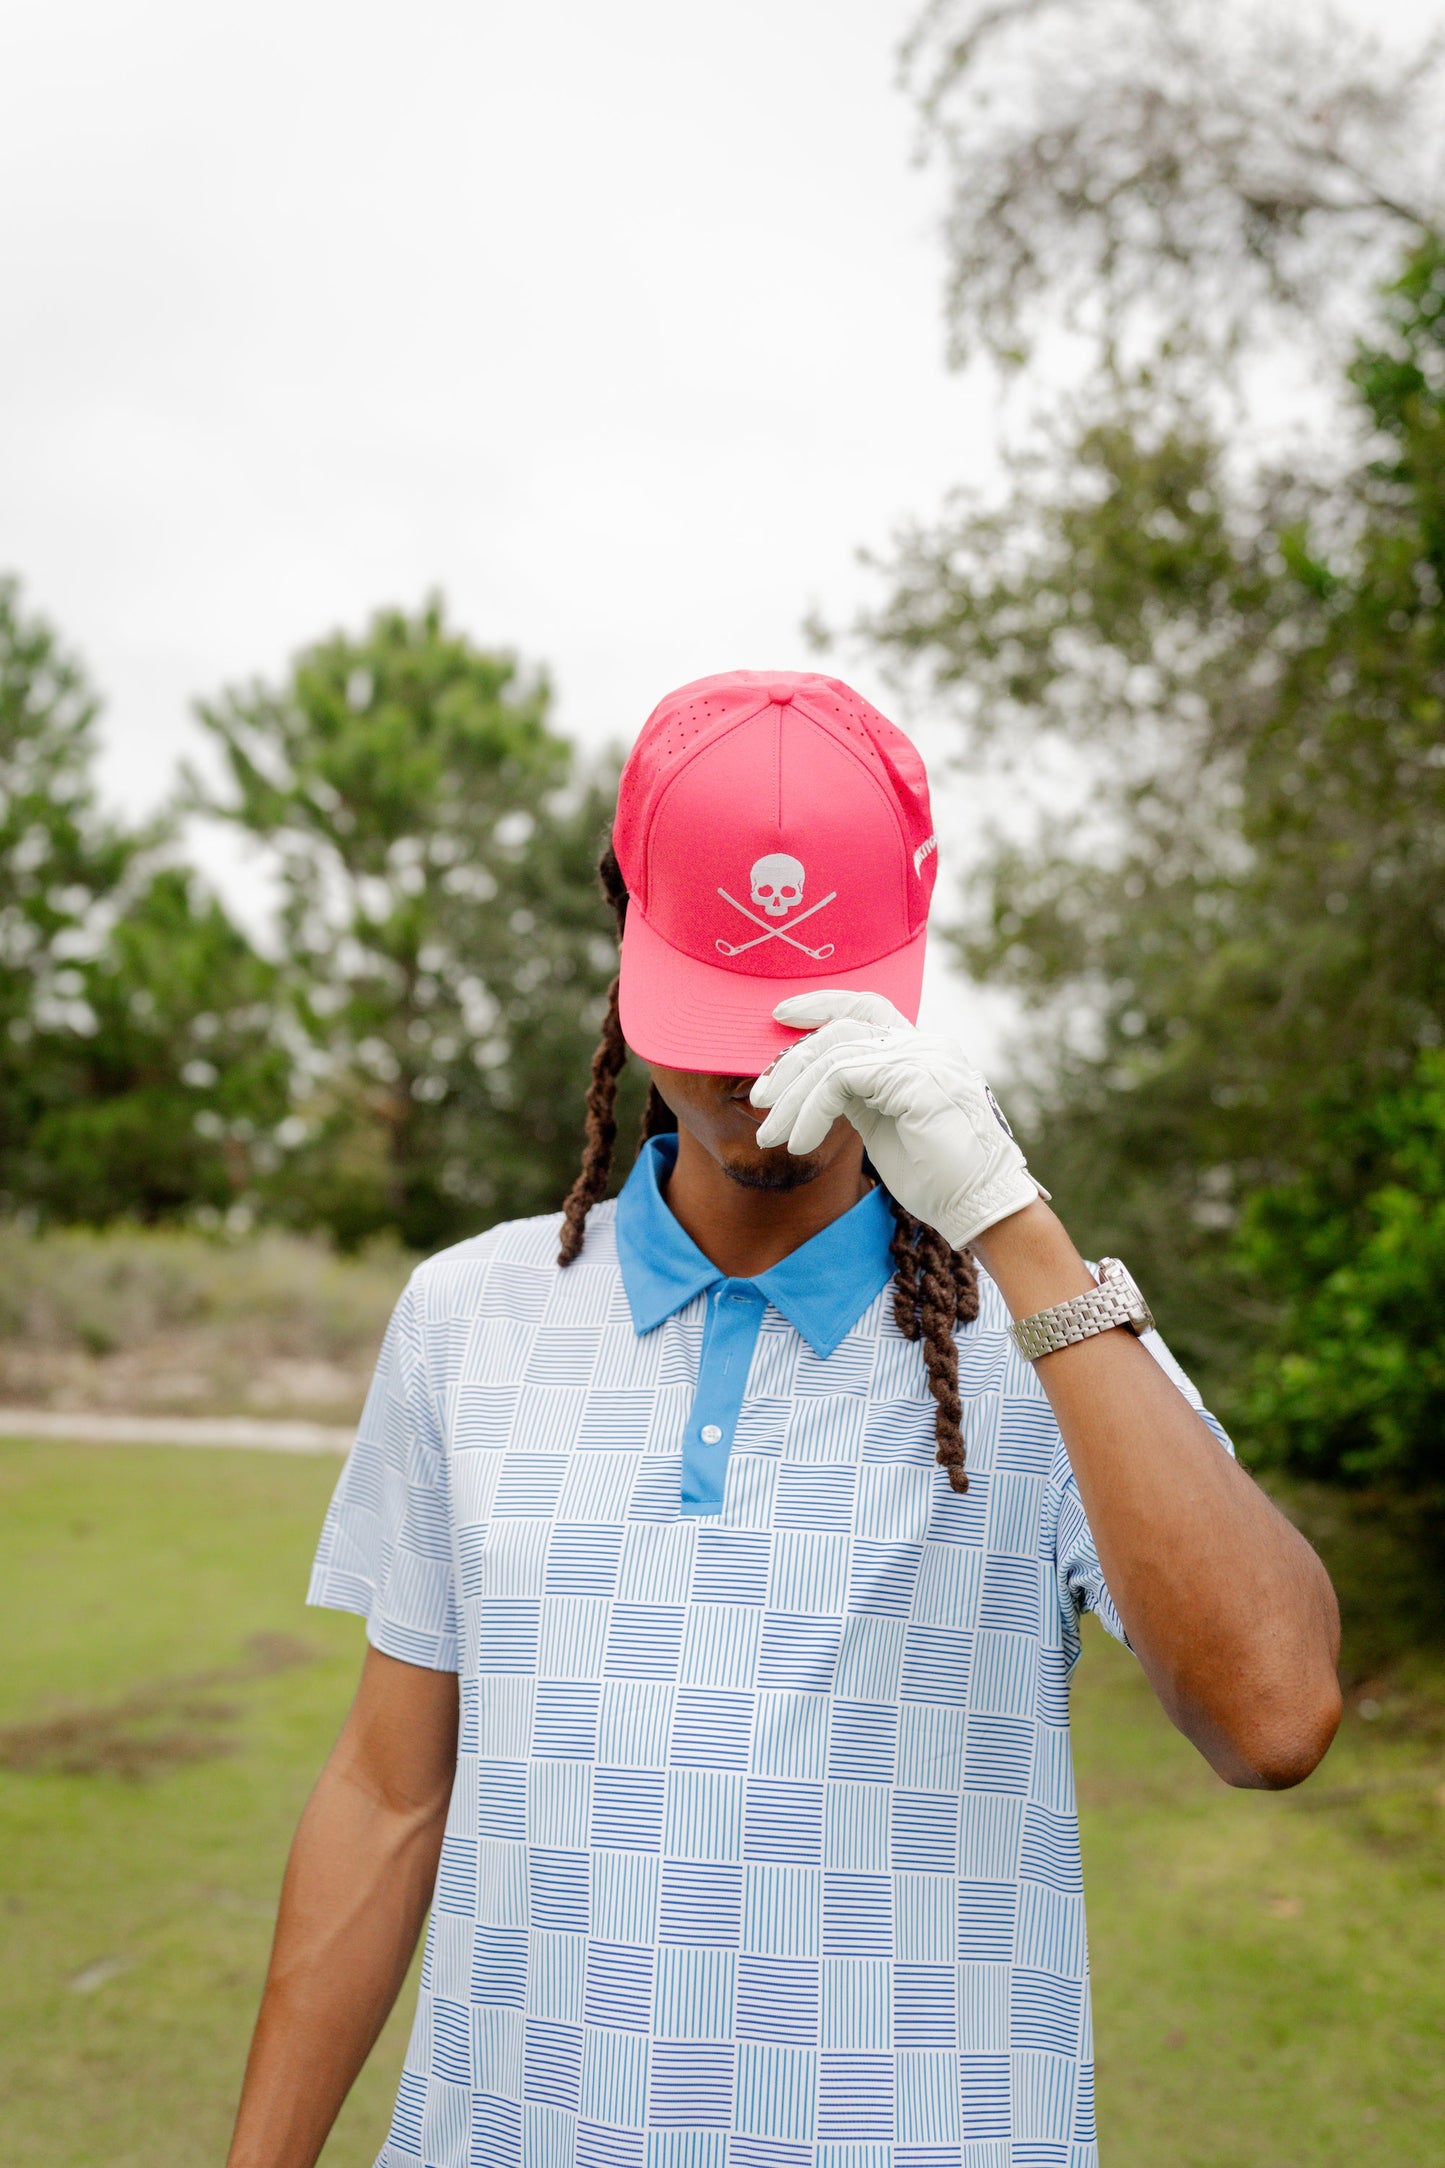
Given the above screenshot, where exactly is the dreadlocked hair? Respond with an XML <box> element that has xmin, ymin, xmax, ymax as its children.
<box><xmin>558</xmin><ymin>843</ymin><xmax>978</xmax><ymax>1490</ymax></box>
<box><xmin>888</xmin><ymin>1199</ymin><xmax>979</xmax><ymax>1492</ymax></box>
<box><xmin>557</xmin><ymin>848</ymin><xmax>670</xmax><ymax>1265</ymax></box>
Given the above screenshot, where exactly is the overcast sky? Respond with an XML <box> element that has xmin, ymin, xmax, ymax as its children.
<box><xmin>4</xmin><ymin>0</ymin><xmax>1439</xmax><ymax>1062</ymax></box>
<box><xmin>5</xmin><ymin>1</ymin><xmax>986</xmax><ymax>780</ymax></box>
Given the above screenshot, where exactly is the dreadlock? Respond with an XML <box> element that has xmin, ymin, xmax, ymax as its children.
<box><xmin>558</xmin><ymin>845</ymin><xmax>977</xmax><ymax>1491</ymax></box>
<box><xmin>556</xmin><ymin>848</ymin><xmax>669</xmax><ymax>1268</ymax></box>
<box><xmin>887</xmin><ymin>1198</ymin><xmax>979</xmax><ymax>1492</ymax></box>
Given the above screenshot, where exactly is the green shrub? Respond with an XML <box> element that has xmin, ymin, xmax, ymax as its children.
<box><xmin>0</xmin><ymin>1223</ymin><xmax>411</xmax><ymax>1367</ymax></box>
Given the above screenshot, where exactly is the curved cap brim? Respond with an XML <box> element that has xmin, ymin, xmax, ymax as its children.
<box><xmin>618</xmin><ymin>906</ymin><xmax>928</xmax><ymax>1073</ymax></box>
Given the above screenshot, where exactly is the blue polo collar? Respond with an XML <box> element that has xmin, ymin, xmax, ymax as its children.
<box><xmin>614</xmin><ymin>1134</ymin><xmax>896</xmax><ymax>1358</ymax></box>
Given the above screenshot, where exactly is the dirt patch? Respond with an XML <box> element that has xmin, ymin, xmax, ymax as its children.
<box><xmin>0</xmin><ymin>1632</ymin><xmax>315</xmax><ymax>1781</ymax></box>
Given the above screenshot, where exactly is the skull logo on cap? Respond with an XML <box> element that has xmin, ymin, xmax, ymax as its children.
<box><xmin>750</xmin><ymin>853</ymin><xmax>805</xmax><ymax>917</ymax></box>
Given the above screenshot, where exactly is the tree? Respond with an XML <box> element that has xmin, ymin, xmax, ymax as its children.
<box><xmin>192</xmin><ymin>598</ymin><xmax>625</xmax><ymax>1251</ymax></box>
<box><xmin>856</xmin><ymin>243</ymin><xmax>1445</xmax><ymax>1462</ymax></box>
<box><xmin>1236</xmin><ymin>1051</ymin><xmax>1445</xmax><ymax>1487</ymax></box>
<box><xmin>834</xmin><ymin>5</ymin><xmax>1445</xmax><ymax>1479</ymax></box>
<box><xmin>24</xmin><ymin>868</ymin><xmax>292</xmax><ymax>1223</ymax></box>
<box><xmin>0</xmin><ymin>576</ymin><xmax>137</xmax><ymax>1214</ymax></box>
<box><xmin>0</xmin><ymin>579</ymin><xmax>292</xmax><ymax>1223</ymax></box>
<box><xmin>0</xmin><ymin>576</ymin><xmax>138</xmax><ymax>1205</ymax></box>
<box><xmin>903</xmin><ymin>0</ymin><xmax>1443</xmax><ymax>379</ymax></box>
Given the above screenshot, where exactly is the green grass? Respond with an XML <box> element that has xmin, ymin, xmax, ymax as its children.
<box><xmin>3</xmin><ymin>1439</ymin><xmax>1443</xmax><ymax>2166</ymax></box>
<box><xmin>1074</xmin><ymin>1625</ymin><xmax>1445</xmax><ymax>2162</ymax></box>
<box><xmin>0</xmin><ymin>1440</ymin><xmax>412</xmax><ymax>2168</ymax></box>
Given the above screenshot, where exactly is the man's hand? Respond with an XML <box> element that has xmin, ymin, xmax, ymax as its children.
<box><xmin>751</xmin><ymin>988</ymin><xmax>1042</xmax><ymax>1247</ymax></box>
<box><xmin>226</xmin><ymin>1645</ymin><xmax>458</xmax><ymax>2168</ymax></box>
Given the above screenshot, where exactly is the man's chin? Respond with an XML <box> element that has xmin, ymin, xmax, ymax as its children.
<box><xmin>720</xmin><ymin>1144</ymin><xmax>823</xmax><ymax>1193</ymax></box>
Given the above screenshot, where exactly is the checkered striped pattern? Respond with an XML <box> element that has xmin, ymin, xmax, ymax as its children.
<box><xmin>309</xmin><ymin>1196</ymin><xmax>1232</xmax><ymax>2168</ymax></box>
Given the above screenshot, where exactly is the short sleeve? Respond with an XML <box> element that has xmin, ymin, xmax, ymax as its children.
<box><xmin>1055</xmin><ymin>1326</ymin><xmax>1236</xmax><ymax>1648</ymax></box>
<box><xmin>307</xmin><ymin>1273</ymin><xmax>460</xmax><ymax>1671</ymax></box>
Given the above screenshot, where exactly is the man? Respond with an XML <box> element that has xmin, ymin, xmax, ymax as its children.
<box><xmin>226</xmin><ymin>670</ymin><xmax>1340</xmax><ymax>2168</ymax></box>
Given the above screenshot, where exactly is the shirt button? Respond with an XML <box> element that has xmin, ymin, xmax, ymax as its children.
<box><xmin>700</xmin><ymin>1424</ymin><xmax>723</xmax><ymax>1445</ymax></box>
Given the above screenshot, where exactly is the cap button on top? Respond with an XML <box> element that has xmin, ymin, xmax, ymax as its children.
<box><xmin>766</xmin><ymin>684</ymin><xmax>794</xmax><ymax>705</ymax></box>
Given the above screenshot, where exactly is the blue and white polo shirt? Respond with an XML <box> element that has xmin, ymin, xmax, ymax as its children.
<box><xmin>309</xmin><ymin>1135</ymin><xmax>1230</xmax><ymax>2168</ymax></box>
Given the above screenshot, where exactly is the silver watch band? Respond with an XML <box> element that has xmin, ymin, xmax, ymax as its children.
<box><xmin>1008</xmin><ymin>1257</ymin><xmax>1155</xmax><ymax>1361</ymax></box>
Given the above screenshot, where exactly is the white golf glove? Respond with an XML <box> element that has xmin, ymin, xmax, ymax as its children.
<box><xmin>750</xmin><ymin>989</ymin><xmax>1045</xmax><ymax>1250</ymax></box>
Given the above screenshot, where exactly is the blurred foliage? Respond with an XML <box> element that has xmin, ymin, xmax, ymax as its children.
<box><xmin>1271</xmin><ymin>1472</ymin><xmax>1445</xmax><ymax>1688</ymax></box>
<box><xmin>0</xmin><ymin>584</ymin><xmax>286</xmax><ymax>1222</ymax></box>
<box><xmin>0</xmin><ymin>591</ymin><xmax>626</xmax><ymax>1251</ymax></box>
<box><xmin>1237</xmin><ymin>1054</ymin><xmax>1445</xmax><ymax>1487</ymax></box>
<box><xmin>21</xmin><ymin>868</ymin><xmax>292</xmax><ymax>1224</ymax></box>
<box><xmin>0</xmin><ymin>1221</ymin><xmax>408</xmax><ymax>1364</ymax></box>
<box><xmin>1</xmin><ymin>576</ymin><xmax>136</xmax><ymax>1201</ymax></box>
<box><xmin>903</xmin><ymin>0</ymin><xmax>1442</xmax><ymax>379</ymax></box>
<box><xmin>858</xmin><ymin>146</ymin><xmax>1445</xmax><ymax>1478</ymax></box>
<box><xmin>191</xmin><ymin>597</ymin><xmax>621</xmax><ymax>1250</ymax></box>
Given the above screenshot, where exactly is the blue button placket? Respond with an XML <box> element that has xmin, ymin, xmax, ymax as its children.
<box><xmin>615</xmin><ymin>1136</ymin><xmax>901</xmax><ymax>1521</ymax></box>
<box><xmin>680</xmin><ymin>1279</ymin><xmax>767</xmax><ymax>1516</ymax></box>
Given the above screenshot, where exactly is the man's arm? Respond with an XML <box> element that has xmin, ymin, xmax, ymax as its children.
<box><xmin>226</xmin><ymin>1645</ymin><xmax>460</xmax><ymax>2168</ymax></box>
<box><xmin>753</xmin><ymin>988</ymin><xmax>1343</xmax><ymax>1791</ymax></box>
<box><xmin>972</xmin><ymin>1199</ymin><xmax>1342</xmax><ymax>1790</ymax></box>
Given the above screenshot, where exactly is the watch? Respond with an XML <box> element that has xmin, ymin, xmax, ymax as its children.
<box><xmin>1007</xmin><ymin>1256</ymin><xmax>1155</xmax><ymax>1361</ymax></box>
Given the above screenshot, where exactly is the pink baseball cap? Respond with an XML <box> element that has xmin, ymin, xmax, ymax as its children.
<box><xmin>614</xmin><ymin>668</ymin><xmax>938</xmax><ymax>1072</ymax></box>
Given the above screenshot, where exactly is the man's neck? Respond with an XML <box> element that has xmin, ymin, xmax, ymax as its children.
<box><xmin>661</xmin><ymin>1129</ymin><xmax>871</xmax><ymax>1280</ymax></box>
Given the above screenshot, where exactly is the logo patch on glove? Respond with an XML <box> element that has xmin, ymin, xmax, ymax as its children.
<box><xmin>985</xmin><ymin>1084</ymin><xmax>1014</xmax><ymax>1138</ymax></box>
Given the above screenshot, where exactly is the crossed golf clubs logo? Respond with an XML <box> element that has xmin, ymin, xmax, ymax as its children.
<box><xmin>716</xmin><ymin>855</ymin><xmax>837</xmax><ymax>959</ymax></box>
